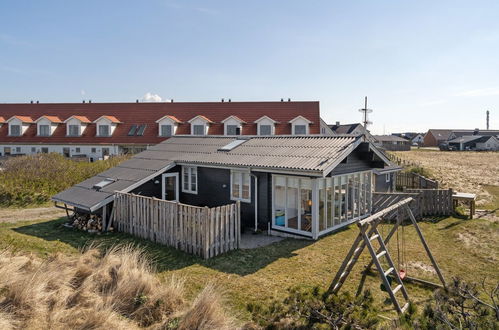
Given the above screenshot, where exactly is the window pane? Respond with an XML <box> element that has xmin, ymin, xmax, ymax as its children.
<box><xmin>286</xmin><ymin>178</ymin><xmax>299</xmax><ymax>230</ymax></box>
<box><xmin>327</xmin><ymin>179</ymin><xmax>333</xmax><ymax>228</ymax></box>
<box><xmin>227</xmin><ymin>125</ymin><xmax>238</xmax><ymax>135</ymax></box>
<box><xmin>193</xmin><ymin>125</ymin><xmax>205</xmax><ymax>135</ymax></box>
<box><xmin>341</xmin><ymin>175</ymin><xmax>347</xmax><ymax>222</ymax></box>
<box><xmin>232</xmin><ymin>172</ymin><xmax>240</xmax><ymax>198</ymax></box>
<box><xmin>300</xmin><ymin>179</ymin><xmax>312</xmax><ymax>232</ymax></box>
<box><xmin>241</xmin><ymin>173</ymin><xmax>250</xmax><ymax>199</ymax></box>
<box><xmin>294</xmin><ymin>125</ymin><xmax>306</xmax><ymax>135</ymax></box>
<box><xmin>39</xmin><ymin>125</ymin><xmax>50</xmax><ymax>136</ymax></box>
<box><xmin>69</xmin><ymin>125</ymin><xmax>79</xmax><ymax>136</ymax></box>
<box><xmin>274</xmin><ymin>176</ymin><xmax>286</xmax><ymax>226</ymax></box>
<box><xmin>190</xmin><ymin>168</ymin><xmax>197</xmax><ymax>192</ymax></box>
<box><xmin>10</xmin><ymin>125</ymin><xmax>20</xmax><ymax>136</ymax></box>
<box><xmin>318</xmin><ymin>179</ymin><xmax>326</xmax><ymax>231</ymax></box>
<box><xmin>259</xmin><ymin>125</ymin><xmax>271</xmax><ymax>135</ymax></box>
<box><xmin>161</xmin><ymin>125</ymin><xmax>172</xmax><ymax>137</ymax></box>
<box><xmin>183</xmin><ymin>168</ymin><xmax>189</xmax><ymax>190</ymax></box>
<box><xmin>99</xmin><ymin>125</ymin><xmax>109</xmax><ymax>136</ymax></box>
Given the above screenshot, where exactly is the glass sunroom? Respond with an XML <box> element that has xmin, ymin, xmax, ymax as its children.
<box><xmin>272</xmin><ymin>170</ymin><xmax>373</xmax><ymax>239</ymax></box>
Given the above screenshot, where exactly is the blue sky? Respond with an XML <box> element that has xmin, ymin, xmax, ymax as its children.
<box><xmin>1</xmin><ymin>0</ymin><xmax>498</xmax><ymax>134</ymax></box>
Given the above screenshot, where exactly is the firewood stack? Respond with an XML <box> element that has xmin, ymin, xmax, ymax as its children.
<box><xmin>69</xmin><ymin>213</ymin><xmax>103</xmax><ymax>233</ymax></box>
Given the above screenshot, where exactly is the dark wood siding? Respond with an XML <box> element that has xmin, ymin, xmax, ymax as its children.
<box><xmin>330</xmin><ymin>149</ymin><xmax>373</xmax><ymax>175</ymax></box>
<box><xmin>374</xmin><ymin>172</ymin><xmax>395</xmax><ymax>192</ymax></box>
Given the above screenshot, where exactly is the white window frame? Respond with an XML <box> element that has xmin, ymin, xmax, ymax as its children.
<box><xmin>182</xmin><ymin>166</ymin><xmax>198</xmax><ymax>194</ymax></box>
<box><xmin>68</xmin><ymin>124</ymin><xmax>81</xmax><ymax>137</ymax></box>
<box><xmin>293</xmin><ymin>124</ymin><xmax>307</xmax><ymax>135</ymax></box>
<box><xmin>192</xmin><ymin>124</ymin><xmax>206</xmax><ymax>136</ymax></box>
<box><xmin>38</xmin><ymin>124</ymin><xmax>51</xmax><ymax>137</ymax></box>
<box><xmin>230</xmin><ymin>170</ymin><xmax>251</xmax><ymax>203</ymax></box>
<box><xmin>259</xmin><ymin>124</ymin><xmax>272</xmax><ymax>136</ymax></box>
<box><xmin>97</xmin><ymin>124</ymin><xmax>111</xmax><ymax>137</ymax></box>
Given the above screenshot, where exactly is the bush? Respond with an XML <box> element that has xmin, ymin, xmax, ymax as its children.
<box><xmin>405</xmin><ymin>166</ymin><xmax>432</xmax><ymax>178</ymax></box>
<box><xmin>0</xmin><ymin>153</ymin><xmax>129</xmax><ymax>207</ymax></box>
<box><xmin>248</xmin><ymin>286</ymin><xmax>379</xmax><ymax>329</ymax></box>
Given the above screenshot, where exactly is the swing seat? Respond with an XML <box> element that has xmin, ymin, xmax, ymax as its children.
<box><xmin>399</xmin><ymin>269</ymin><xmax>406</xmax><ymax>280</ymax></box>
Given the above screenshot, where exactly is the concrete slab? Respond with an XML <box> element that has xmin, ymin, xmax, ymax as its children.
<box><xmin>240</xmin><ymin>233</ymin><xmax>284</xmax><ymax>249</ymax></box>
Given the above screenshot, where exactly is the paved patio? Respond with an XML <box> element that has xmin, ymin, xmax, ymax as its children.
<box><xmin>240</xmin><ymin>233</ymin><xmax>284</xmax><ymax>249</ymax></box>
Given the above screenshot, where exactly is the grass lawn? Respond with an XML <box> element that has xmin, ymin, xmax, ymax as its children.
<box><xmin>1</xmin><ymin>207</ymin><xmax>497</xmax><ymax>322</ymax></box>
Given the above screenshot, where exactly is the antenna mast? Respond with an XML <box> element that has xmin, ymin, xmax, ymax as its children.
<box><xmin>486</xmin><ymin>110</ymin><xmax>490</xmax><ymax>130</ymax></box>
<box><xmin>359</xmin><ymin>96</ymin><xmax>373</xmax><ymax>129</ymax></box>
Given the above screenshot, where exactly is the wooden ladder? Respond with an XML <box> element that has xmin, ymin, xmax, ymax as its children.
<box><xmin>360</xmin><ymin>226</ymin><xmax>410</xmax><ymax>314</ymax></box>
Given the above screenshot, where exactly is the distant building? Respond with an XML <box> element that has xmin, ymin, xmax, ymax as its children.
<box><xmin>447</xmin><ymin>135</ymin><xmax>499</xmax><ymax>151</ymax></box>
<box><xmin>373</xmin><ymin>135</ymin><xmax>411</xmax><ymax>151</ymax></box>
<box><xmin>329</xmin><ymin>122</ymin><xmax>375</xmax><ymax>141</ymax></box>
<box><xmin>423</xmin><ymin>129</ymin><xmax>499</xmax><ymax>147</ymax></box>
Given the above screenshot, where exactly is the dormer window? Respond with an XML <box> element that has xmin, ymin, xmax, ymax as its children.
<box><xmin>6</xmin><ymin>116</ymin><xmax>34</xmax><ymax>137</ymax></box>
<box><xmin>156</xmin><ymin>115</ymin><xmax>182</xmax><ymax>137</ymax></box>
<box><xmin>254</xmin><ymin>116</ymin><xmax>277</xmax><ymax>136</ymax></box>
<box><xmin>35</xmin><ymin>116</ymin><xmax>62</xmax><ymax>137</ymax></box>
<box><xmin>188</xmin><ymin>115</ymin><xmax>214</xmax><ymax>136</ymax></box>
<box><xmin>222</xmin><ymin>115</ymin><xmax>246</xmax><ymax>136</ymax></box>
<box><xmin>93</xmin><ymin>115</ymin><xmax>121</xmax><ymax>137</ymax></box>
<box><xmin>289</xmin><ymin>116</ymin><xmax>312</xmax><ymax>135</ymax></box>
<box><xmin>64</xmin><ymin>116</ymin><xmax>91</xmax><ymax>137</ymax></box>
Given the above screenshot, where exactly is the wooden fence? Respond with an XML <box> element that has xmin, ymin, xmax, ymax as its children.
<box><xmin>395</xmin><ymin>172</ymin><xmax>439</xmax><ymax>190</ymax></box>
<box><xmin>111</xmin><ymin>192</ymin><xmax>241</xmax><ymax>259</ymax></box>
<box><xmin>373</xmin><ymin>192</ymin><xmax>422</xmax><ymax>220</ymax></box>
<box><xmin>405</xmin><ymin>189</ymin><xmax>453</xmax><ymax>216</ymax></box>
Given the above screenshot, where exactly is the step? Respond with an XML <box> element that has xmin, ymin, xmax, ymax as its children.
<box><xmin>401</xmin><ymin>302</ymin><xmax>410</xmax><ymax>313</ymax></box>
<box><xmin>370</xmin><ymin>234</ymin><xmax>380</xmax><ymax>241</ymax></box>
<box><xmin>393</xmin><ymin>284</ymin><xmax>403</xmax><ymax>294</ymax></box>
<box><xmin>384</xmin><ymin>267</ymin><xmax>394</xmax><ymax>277</ymax></box>
<box><xmin>376</xmin><ymin>251</ymin><xmax>387</xmax><ymax>259</ymax></box>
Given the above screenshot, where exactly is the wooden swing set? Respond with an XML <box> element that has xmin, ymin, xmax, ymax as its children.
<box><xmin>327</xmin><ymin>197</ymin><xmax>446</xmax><ymax>314</ymax></box>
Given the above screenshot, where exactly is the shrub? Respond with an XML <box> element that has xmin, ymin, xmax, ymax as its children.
<box><xmin>248</xmin><ymin>286</ymin><xmax>379</xmax><ymax>329</ymax></box>
<box><xmin>0</xmin><ymin>153</ymin><xmax>129</xmax><ymax>207</ymax></box>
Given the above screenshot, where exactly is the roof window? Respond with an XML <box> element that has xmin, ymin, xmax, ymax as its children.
<box><xmin>136</xmin><ymin>124</ymin><xmax>147</xmax><ymax>136</ymax></box>
<box><xmin>218</xmin><ymin>139</ymin><xmax>247</xmax><ymax>152</ymax></box>
<box><xmin>92</xmin><ymin>178</ymin><xmax>115</xmax><ymax>191</ymax></box>
<box><xmin>128</xmin><ymin>124</ymin><xmax>138</xmax><ymax>136</ymax></box>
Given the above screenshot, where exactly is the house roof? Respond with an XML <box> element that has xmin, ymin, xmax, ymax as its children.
<box><xmin>0</xmin><ymin>101</ymin><xmax>321</xmax><ymax>145</ymax></box>
<box><xmin>63</xmin><ymin>115</ymin><xmax>92</xmax><ymax>124</ymax></box>
<box><xmin>93</xmin><ymin>115</ymin><xmax>122</xmax><ymax>124</ymax></box>
<box><xmin>221</xmin><ymin>115</ymin><xmax>246</xmax><ymax>124</ymax></box>
<box><xmin>373</xmin><ymin>135</ymin><xmax>409</xmax><ymax>142</ymax></box>
<box><xmin>0</xmin><ymin>117</ymin><xmax>5</xmax><ymax>123</ymax></box>
<box><xmin>448</xmin><ymin>135</ymin><xmax>498</xmax><ymax>144</ymax></box>
<box><xmin>329</xmin><ymin>123</ymin><xmax>362</xmax><ymax>135</ymax></box>
<box><xmin>52</xmin><ymin>135</ymin><xmax>390</xmax><ymax>211</ymax></box>
<box><xmin>254</xmin><ymin>115</ymin><xmax>278</xmax><ymax>124</ymax></box>
<box><xmin>187</xmin><ymin>115</ymin><xmax>215</xmax><ymax>124</ymax></box>
<box><xmin>7</xmin><ymin>115</ymin><xmax>34</xmax><ymax>123</ymax></box>
<box><xmin>35</xmin><ymin>115</ymin><xmax>63</xmax><ymax>123</ymax></box>
<box><xmin>155</xmin><ymin>115</ymin><xmax>182</xmax><ymax>124</ymax></box>
<box><xmin>289</xmin><ymin>115</ymin><xmax>313</xmax><ymax>124</ymax></box>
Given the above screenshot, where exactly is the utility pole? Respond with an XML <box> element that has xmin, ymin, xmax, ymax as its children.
<box><xmin>486</xmin><ymin>110</ymin><xmax>490</xmax><ymax>130</ymax></box>
<box><xmin>358</xmin><ymin>96</ymin><xmax>373</xmax><ymax>141</ymax></box>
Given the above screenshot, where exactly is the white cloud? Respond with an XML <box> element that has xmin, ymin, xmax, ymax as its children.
<box><xmin>142</xmin><ymin>92</ymin><xmax>163</xmax><ymax>102</ymax></box>
<box><xmin>455</xmin><ymin>87</ymin><xmax>499</xmax><ymax>97</ymax></box>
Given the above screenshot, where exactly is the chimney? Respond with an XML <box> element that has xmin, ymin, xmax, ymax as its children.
<box><xmin>280</xmin><ymin>98</ymin><xmax>284</xmax><ymax>102</ymax></box>
<box><xmin>82</xmin><ymin>100</ymin><xmax>85</xmax><ymax>103</ymax></box>
<box><xmin>473</xmin><ymin>128</ymin><xmax>479</xmax><ymax>135</ymax></box>
<box><xmin>89</xmin><ymin>100</ymin><xmax>92</xmax><ymax>103</ymax></box>
<box><xmin>228</xmin><ymin>98</ymin><xmax>231</xmax><ymax>102</ymax></box>
<box><xmin>221</xmin><ymin>98</ymin><xmax>224</xmax><ymax>103</ymax></box>
<box><xmin>136</xmin><ymin>99</ymin><xmax>139</xmax><ymax>103</ymax></box>
<box><xmin>335</xmin><ymin>121</ymin><xmax>340</xmax><ymax>126</ymax></box>
<box><xmin>30</xmin><ymin>100</ymin><xmax>33</xmax><ymax>104</ymax></box>
<box><xmin>36</xmin><ymin>100</ymin><xmax>39</xmax><ymax>104</ymax></box>
<box><xmin>170</xmin><ymin>99</ymin><xmax>174</xmax><ymax>103</ymax></box>
<box><xmin>288</xmin><ymin>98</ymin><xmax>291</xmax><ymax>102</ymax></box>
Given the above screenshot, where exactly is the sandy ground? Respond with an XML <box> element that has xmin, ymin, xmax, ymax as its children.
<box><xmin>392</xmin><ymin>150</ymin><xmax>499</xmax><ymax>205</ymax></box>
<box><xmin>0</xmin><ymin>206</ymin><xmax>67</xmax><ymax>224</ymax></box>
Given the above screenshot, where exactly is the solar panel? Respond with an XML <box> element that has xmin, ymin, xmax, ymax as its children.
<box><xmin>136</xmin><ymin>124</ymin><xmax>147</xmax><ymax>136</ymax></box>
<box><xmin>128</xmin><ymin>124</ymin><xmax>138</xmax><ymax>136</ymax></box>
<box><xmin>218</xmin><ymin>139</ymin><xmax>247</xmax><ymax>151</ymax></box>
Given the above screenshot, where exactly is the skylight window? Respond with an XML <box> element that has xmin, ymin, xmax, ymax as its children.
<box><xmin>128</xmin><ymin>124</ymin><xmax>138</xmax><ymax>136</ymax></box>
<box><xmin>218</xmin><ymin>139</ymin><xmax>247</xmax><ymax>152</ymax></box>
<box><xmin>136</xmin><ymin>124</ymin><xmax>147</xmax><ymax>136</ymax></box>
<box><xmin>92</xmin><ymin>178</ymin><xmax>115</xmax><ymax>191</ymax></box>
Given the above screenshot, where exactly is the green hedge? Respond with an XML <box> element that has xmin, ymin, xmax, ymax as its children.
<box><xmin>0</xmin><ymin>153</ymin><xmax>129</xmax><ymax>207</ymax></box>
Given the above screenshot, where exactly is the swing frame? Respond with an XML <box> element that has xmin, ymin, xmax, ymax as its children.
<box><xmin>327</xmin><ymin>197</ymin><xmax>447</xmax><ymax>313</ymax></box>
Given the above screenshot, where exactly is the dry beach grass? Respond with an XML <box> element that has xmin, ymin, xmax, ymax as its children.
<box><xmin>392</xmin><ymin>149</ymin><xmax>499</xmax><ymax>205</ymax></box>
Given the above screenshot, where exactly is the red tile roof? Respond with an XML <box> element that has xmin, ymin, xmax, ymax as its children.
<box><xmin>156</xmin><ymin>115</ymin><xmax>183</xmax><ymax>123</ymax></box>
<box><xmin>188</xmin><ymin>115</ymin><xmax>215</xmax><ymax>124</ymax></box>
<box><xmin>94</xmin><ymin>115</ymin><xmax>121</xmax><ymax>123</ymax></box>
<box><xmin>0</xmin><ymin>101</ymin><xmax>320</xmax><ymax>145</ymax></box>
<box><xmin>7</xmin><ymin>115</ymin><xmax>34</xmax><ymax>123</ymax></box>
<box><xmin>36</xmin><ymin>115</ymin><xmax>63</xmax><ymax>123</ymax></box>
<box><xmin>221</xmin><ymin>115</ymin><xmax>246</xmax><ymax>124</ymax></box>
<box><xmin>67</xmin><ymin>115</ymin><xmax>92</xmax><ymax>123</ymax></box>
<box><xmin>0</xmin><ymin>117</ymin><xmax>5</xmax><ymax>123</ymax></box>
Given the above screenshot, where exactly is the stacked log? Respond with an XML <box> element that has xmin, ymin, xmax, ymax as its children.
<box><xmin>68</xmin><ymin>213</ymin><xmax>103</xmax><ymax>233</ymax></box>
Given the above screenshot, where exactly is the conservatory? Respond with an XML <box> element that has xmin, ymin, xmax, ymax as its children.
<box><xmin>272</xmin><ymin>170</ymin><xmax>373</xmax><ymax>239</ymax></box>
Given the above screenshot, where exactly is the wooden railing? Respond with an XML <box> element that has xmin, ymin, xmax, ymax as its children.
<box><xmin>111</xmin><ymin>192</ymin><xmax>241</xmax><ymax>259</ymax></box>
<box><xmin>404</xmin><ymin>189</ymin><xmax>453</xmax><ymax>216</ymax></box>
<box><xmin>373</xmin><ymin>192</ymin><xmax>422</xmax><ymax>220</ymax></box>
<box><xmin>395</xmin><ymin>172</ymin><xmax>439</xmax><ymax>190</ymax></box>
